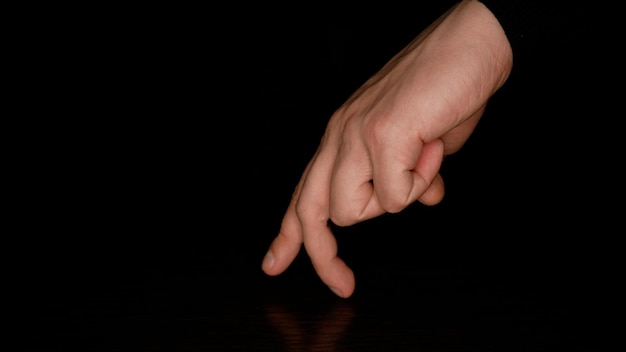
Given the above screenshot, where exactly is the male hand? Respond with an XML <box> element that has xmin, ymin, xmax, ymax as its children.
<box><xmin>262</xmin><ymin>0</ymin><xmax>513</xmax><ymax>298</ymax></box>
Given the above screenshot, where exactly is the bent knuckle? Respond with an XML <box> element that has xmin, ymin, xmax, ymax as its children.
<box><xmin>380</xmin><ymin>196</ymin><xmax>409</xmax><ymax>214</ymax></box>
<box><xmin>295</xmin><ymin>200</ymin><xmax>327</xmax><ymax>225</ymax></box>
<box><xmin>329</xmin><ymin>211</ymin><xmax>356</xmax><ymax>227</ymax></box>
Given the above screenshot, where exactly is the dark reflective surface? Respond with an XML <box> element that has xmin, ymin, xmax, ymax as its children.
<box><xmin>24</xmin><ymin>245</ymin><xmax>601</xmax><ymax>351</ymax></box>
<box><xmin>263</xmin><ymin>296</ymin><xmax>355</xmax><ymax>351</ymax></box>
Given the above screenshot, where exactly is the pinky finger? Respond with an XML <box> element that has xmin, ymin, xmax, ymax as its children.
<box><xmin>417</xmin><ymin>173</ymin><xmax>445</xmax><ymax>206</ymax></box>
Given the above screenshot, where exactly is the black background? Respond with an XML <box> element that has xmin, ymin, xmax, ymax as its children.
<box><xmin>18</xmin><ymin>3</ymin><xmax>621</xmax><ymax>351</ymax></box>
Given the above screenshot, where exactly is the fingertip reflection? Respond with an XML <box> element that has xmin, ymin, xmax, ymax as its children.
<box><xmin>264</xmin><ymin>298</ymin><xmax>355</xmax><ymax>351</ymax></box>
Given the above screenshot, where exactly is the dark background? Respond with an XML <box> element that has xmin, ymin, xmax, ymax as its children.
<box><xmin>18</xmin><ymin>3</ymin><xmax>620</xmax><ymax>351</ymax></box>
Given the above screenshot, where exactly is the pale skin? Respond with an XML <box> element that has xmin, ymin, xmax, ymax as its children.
<box><xmin>262</xmin><ymin>0</ymin><xmax>514</xmax><ymax>298</ymax></box>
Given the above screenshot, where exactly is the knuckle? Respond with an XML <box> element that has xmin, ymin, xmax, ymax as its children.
<box><xmin>294</xmin><ymin>199</ymin><xmax>326</xmax><ymax>225</ymax></box>
<box><xmin>380</xmin><ymin>196</ymin><xmax>409</xmax><ymax>214</ymax></box>
<box><xmin>329</xmin><ymin>203</ymin><xmax>367</xmax><ymax>227</ymax></box>
<box><xmin>329</xmin><ymin>212</ymin><xmax>355</xmax><ymax>227</ymax></box>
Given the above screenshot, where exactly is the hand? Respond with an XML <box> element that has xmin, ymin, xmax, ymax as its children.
<box><xmin>262</xmin><ymin>0</ymin><xmax>513</xmax><ymax>298</ymax></box>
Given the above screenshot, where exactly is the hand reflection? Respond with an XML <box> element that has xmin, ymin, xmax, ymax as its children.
<box><xmin>264</xmin><ymin>299</ymin><xmax>355</xmax><ymax>351</ymax></box>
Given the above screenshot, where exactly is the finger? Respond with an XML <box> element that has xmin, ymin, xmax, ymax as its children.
<box><xmin>417</xmin><ymin>172</ymin><xmax>445</xmax><ymax>206</ymax></box>
<box><xmin>297</xmin><ymin>149</ymin><xmax>356</xmax><ymax>298</ymax></box>
<box><xmin>262</xmin><ymin>199</ymin><xmax>305</xmax><ymax>276</ymax></box>
<box><xmin>412</xmin><ymin>138</ymin><xmax>445</xmax><ymax>201</ymax></box>
<box><xmin>374</xmin><ymin>138</ymin><xmax>444</xmax><ymax>213</ymax></box>
<box><xmin>262</xmin><ymin>157</ymin><xmax>314</xmax><ymax>276</ymax></box>
<box><xmin>301</xmin><ymin>216</ymin><xmax>355</xmax><ymax>298</ymax></box>
<box><xmin>329</xmin><ymin>136</ymin><xmax>385</xmax><ymax>227</ymax></box>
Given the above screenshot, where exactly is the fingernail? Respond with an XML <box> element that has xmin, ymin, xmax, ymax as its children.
<box><xmin>262</xmin><ymin>250</ymin><xmax>274</xmax><ymax>271</ymax></box>
<box><xmin>329</xmin><ymin>286</ymin><xmax>343</xmax><ymax>297</ymax></box>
